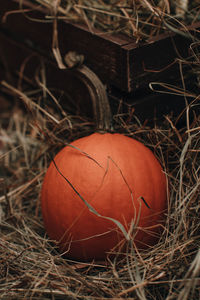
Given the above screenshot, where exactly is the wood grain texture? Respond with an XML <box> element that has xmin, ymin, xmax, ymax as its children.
<box><xmin>1</xmin><ymin>0</ymin><xmax>199</xmax><ymax>92</ymax></box>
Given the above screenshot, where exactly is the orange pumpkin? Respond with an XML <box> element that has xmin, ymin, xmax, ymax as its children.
<box><xmin>41</xmin><ymin>132</ymin><xmax>167</xmax><ymax>261</ymax></box>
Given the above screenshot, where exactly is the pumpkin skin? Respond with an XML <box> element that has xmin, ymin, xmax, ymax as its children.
<box><xmin>41</xmin><ymin>133</ymin><xmax>167</xmax><ymax>261</ymax></box>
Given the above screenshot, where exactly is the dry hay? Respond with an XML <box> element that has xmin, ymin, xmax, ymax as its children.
<box><xmin>0</xmin><ymin>1</ymin><xmax>200</xmax><ymax>299</ymax></box>
<box><xmin>0</xmin><ymin>63</ymin><xmax>200</xmax><ymax>299</ymax></box>
<box><xmin>16</xmin><ymin>0</ymin><xmax>200</xmax><ymax>41</ymax></box>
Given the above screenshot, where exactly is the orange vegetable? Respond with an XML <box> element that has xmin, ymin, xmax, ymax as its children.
<box><xmin>41</xmin><ymin>132</ymin><xmax>167</xmax><ymax>261</ymax></box>
<box><xmin>41</xmin><ymin>66</ymin><xmax>167</xmax><ymax>261</ymax></box>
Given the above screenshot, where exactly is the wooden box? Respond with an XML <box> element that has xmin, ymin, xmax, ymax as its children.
<box><xmin>0</xmin><ymin>0</ymin><xmax>199</xmax><ymax>122</ymax></box>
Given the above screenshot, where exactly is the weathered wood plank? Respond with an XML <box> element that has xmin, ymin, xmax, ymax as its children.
<box><xmin>0</xmin><ymin>0</ymin><xmax>199</xmax><ymax>94</ymax></box>
<box><xmin>0</xmin><ymin>0</ymin><xmax>132</xmax><ymax>91</ymax></box>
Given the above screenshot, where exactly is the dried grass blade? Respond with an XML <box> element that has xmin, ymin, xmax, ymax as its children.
<box><xmin>51</xmin><ymin>158</ymin><xmax>130</xmax><ymax>241</ymax></box>
<box><xmin>1</xmin><ymin>81</ymin><xmax>60</xmax><ymax>124</ymax></box>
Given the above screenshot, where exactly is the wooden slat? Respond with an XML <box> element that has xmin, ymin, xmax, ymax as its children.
<box><xmin>0</xmin><ymin>0</ymin><xmax>199</xmax><ymax>93</ymax></box>
<box><xmin>0</xmin><ymin>26</ymin><xmax>197</xmax><ymax>126</ymax></box>
<box><xmin>124</xmin><ymin>33</ymin><xmax>191</xmax><ymax>91</ymax></box>
<box><xmin>0</xmin><ymin>1</ymin><xmax>132</xmax><ymax>92</ymax></box>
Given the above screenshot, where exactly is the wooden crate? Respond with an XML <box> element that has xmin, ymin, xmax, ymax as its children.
<box><xmin>0</xmin><ymin>0</ymin><xmax>199</xmax><ymax>122</ymax></box>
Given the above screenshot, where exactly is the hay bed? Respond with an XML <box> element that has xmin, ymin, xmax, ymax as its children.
<box><xmin>0</xmin><ymin>1</ymin><xmax>200</xmax><ymax>299</ymax></box>
<box><xmin>0</xmin><ymin>75</ymin><xmax>200</xmax><ymax>299</ymax></box>
<box><xmin>22</xmin><ymin>0</ymin><xmax>200</xmax><ymax>41</ymax></box>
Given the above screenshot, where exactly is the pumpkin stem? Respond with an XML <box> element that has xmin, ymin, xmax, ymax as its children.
<box><xmin>64</xmin><ymin>52</ymin><xmax>113</xmax><ymax>131</ymax></box>
<box><xmin>75</xmin><ymin>65</ymin><xmax>113</xmax><ymax>131</ymax></box>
